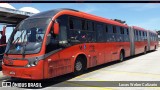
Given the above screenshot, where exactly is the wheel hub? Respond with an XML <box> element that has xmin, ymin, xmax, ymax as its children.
<box><xmin>75</xmin><ymin>61</ymin><xmax>82</xmax><ymax>71</ymax></box>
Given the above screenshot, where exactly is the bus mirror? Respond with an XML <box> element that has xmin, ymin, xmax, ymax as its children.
<box><xmin>54</xmin><ymin>21</ymin><xmax>59</xmax><ymax>35</ymax></box>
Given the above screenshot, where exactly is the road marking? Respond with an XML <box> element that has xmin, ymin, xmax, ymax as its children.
<box><xmin>64</xmin><ymin>82</ymin><xmax>114</xmax><ymax>90</ymax></box>
<box><xmin>98</xmin><ymin>70</ymin><xmax>160</xmax><ymax>79</ymax></box>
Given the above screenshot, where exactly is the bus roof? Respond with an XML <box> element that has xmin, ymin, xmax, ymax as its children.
<box><xmin>27</xmin><ymin>8</ymin><xmax>78</xmax><ymax>19</ymax></box>
<box><xmin>79</xmin><ymin>11</ymin><xmax>128</xmax><ymax>28</ymax></box>
<box><xmin>132</xmin><ymin>26</ymin><xmax>147</xmax><ymax>31</ymax></box>
<box><xmin>27</xmin><ymin>8</ymin><xmax>129</xmax><ymax>28</ymax></box>
<box><xmin>148</xmin><ymin>30</ymin><xmax>158</xmax><ymax>35</ymax></box>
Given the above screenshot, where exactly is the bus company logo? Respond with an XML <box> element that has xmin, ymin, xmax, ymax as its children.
<box><xmin>2</xmin><ymin>82</ymin><xmax>11</xmax><ymax>87</ymax></box>
<box><xmin>79</xmin><ymin>44</ymin><xmax>86</xmax><ymax>50</ymax></box>
<box><xmin>84</xmin><ymin>44</ymin><xmax>86</xmax><ymax>49</ymax></box>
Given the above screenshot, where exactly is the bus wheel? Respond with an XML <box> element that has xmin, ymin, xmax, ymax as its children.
<box><xmin>74</xmin><ymin>57</ymin><xmax>85</xmax><ymax>75</ymax></box>
<box><xmin>120</xmin><ymin>51</ymin><xmax>124</xmax><ymax>62</ymax></box>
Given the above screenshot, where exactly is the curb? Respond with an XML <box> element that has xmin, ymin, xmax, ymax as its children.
<box><xmin>0</xmin><ymin>71</ymin><xmax>10</xmax><ymax>81</ymax></box>
<box><xmin>0</xmin><ymin>76</ymin><xmax>10</xmax><ymax>81</ymax></box>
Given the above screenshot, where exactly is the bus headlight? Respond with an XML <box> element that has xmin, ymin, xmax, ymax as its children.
<box><xmin>30</xmin><ymin>60</ymin><xmax>39</xmax><ymax>67</ymax></box>
<box><xmin>34</xmin><ymin>60</ymin><xmax>39</xmax><ymax>65</ymax></box>
<box><xmin>26</xmin><ymin>60</ymin><xmax>39</xmax><ymax>67</ymax></box>
<box><xmin>26</xmin><ymin>57</ymin><xmax>39</xmax><ymax>67</ymax></box>
<box><xmin>26</xmin><ymin>64</ymin><xmax>31</xmax><ymax>67</ymax></box>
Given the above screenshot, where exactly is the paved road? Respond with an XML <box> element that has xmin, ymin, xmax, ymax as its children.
<box><xmin>0</xmin><ymin>48</ymin><xmax>160</xmax><ymax>90</ymax></box>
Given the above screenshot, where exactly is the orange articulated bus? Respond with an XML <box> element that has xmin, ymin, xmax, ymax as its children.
<box><xmin>131</xmin><ymin>26</ymin><xmax>148</xmax><ymax>55</ymax></box>
<box><xmin>147</xmin><ymin>30</ymin><xmax>158</xmax><ymax>51</ymax></box>
<box><xmin>2</xmin><ymin>8</ymin><xmax>159</xmax><ymax>80</ymax></box>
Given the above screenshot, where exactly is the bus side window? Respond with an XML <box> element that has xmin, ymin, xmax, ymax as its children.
<box><xmin>136</xmin><ymin>30</ymin><xmax>138</xmax><ymax>41</ymax></box>
<box><xmin>116</xmin><ymin>26</ymin><xmax>121</xmax><ymax>42</ymax></box>
<box><xmin>139</xmin><ymin>30</ymin><xmax>141</xmax><ymax>41</ymax></box>
<box><xmin>124</xmin><ymin>28</ymin><xmax>129</xmax><ymax>42</ymax></box>
<box><xmin>133</xmin><ymin>30</ymin><xmax>136</xmax><ymax>41</ymax></box>
<box><xmin>96</xmin><ymin>23</ymin><xmax>104</xmax><ymax>42</ymax></box>
<box><xmin>112</xmin><ymin>25</ymin><xmax>116</xmax><ymax>42</ymax></box>
<box><xmin>105</xmin><ymin>24</ymin><xmax>109</xmax><ymax>42</ymax></box>
<box><xmin>141</xmin><ymin>31</ymin><xmax>143</xmax><ymax>41</ymax></box>
<box><xmin>124</xmin><ymin>28</ymin><xmax>128</xmax><ymax>42</ymax></box>
<box><xmin>69</xmin><ymin>17</ymin><xmax>81</xmax><ymax>30</ymax></box>
<box><xmin>81</xmin><ymin>19</ymin><xmax>86</xmax><ymax>30</ymax></box>
<box><xmin>86</xmin><ymin>21</ymin><xmax>96</xmax><ymax>42</ymax></box>
<box><xmin>120</xmin><ymin>27</ymin><xmax>124</xmax><ymax>42</ymax></box>
<box><xmin>107</xmin><ymin>25</ymin><xmax>113</xmax><ymax>42</ymax></box>
<box><xmin>88</xmin><ymin>21</ymin><xmax>93</xmax><ymax>31</ymax></box>
<box><xmin>69</xmin><ymin>17</ymin><xmax>81</xmax><ymax>42</ymax></box>
<box><xmin>136</xmin><ymin>30</ymin><xmax>139</xmax><ymax>41</ymax></box>
<box><xmin>69</xmin><ymin>18</ymin><xmax>74</xmax><ymax>29</ymax></box>
<box><xmin>57</xmin><ymin>15</ymin><xmax>68</xmax><ymax>43</ymax></box>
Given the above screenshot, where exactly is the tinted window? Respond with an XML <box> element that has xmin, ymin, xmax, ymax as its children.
<box><xmin>120</xmin><ymin>27</ymin><xmax>124</xmax><ymax>34</ymax></box>
<box><xmin>81</xmin><ymin>20</ymin><xmax>86</xmax><ymax>30</ymax></box>
<box><xmin>88</xmin><ymin>21</ymin><xmax>94</xmax><ymax>31</ymax></box>
<box><xmin>139</xmin><ymin>31</ymin><xmax>141</xmax><ymax>36</ymax></box>
<box><xmin>123</xmin><ymin>28</ymin><xmax>129</xmax><ymax>42</ymax></box>
<box><xmin>69</xmin><ymin>18</ymin><xmax>74</xmax><ymax>29</ymax></box>
<box><xmin>68</xmin><ymin>17</ymin><xmax>96</xmax><ymax>43</ymax></box>
<box><xmin>96</xmin><ymin>23</ymin><xmax>104</xmax><ymax>42</ymax></box>
<box><xmin>106</xmin><ymin>25</ymin><xmax>108</xmax><ymax>33</ymax></box>
<box><xmin>134</xmin><ymin>30</ymin><xmax>138</xmax><ymax>41</ymax></box>
<box><xmin>136</xmin><ymin>30</ymin><xmax>138</xmax><ymax>36</ymax></box>
<box><xmin>113</xmin><ymin>26</ymin><xmax>116</xmax><ymax>33</ymax></box>
<box><xmin>69</xmin><ymin>17</ymin><xmax>81</xmax><ymax>30</ymax></box>
<box><xmin>108</xmin><ymin>25</ymin><xmax>113</xmax><ymax>33</ymax></box>
<box><xmin>116</xmin><ymin>26</ymin><xmax>120</xmax><ymax>34</ymax></box>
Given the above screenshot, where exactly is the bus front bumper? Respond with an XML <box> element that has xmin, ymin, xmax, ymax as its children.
<box><xmin>2</xmin><ymin>60</ymin><xmax>44</xmax><ymax>80</ymax></box>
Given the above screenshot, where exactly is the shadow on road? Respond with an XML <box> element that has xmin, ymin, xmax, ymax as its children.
<box><xmin>3</xmin><ymin>50</ymin><xmax>157</xmax><ymax>89</ymax></box>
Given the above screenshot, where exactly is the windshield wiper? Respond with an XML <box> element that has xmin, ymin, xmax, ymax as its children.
<box><xmin>6</xmin><ymin>30</ymin><xmax>25</xmax><ymax>54</ymax></box>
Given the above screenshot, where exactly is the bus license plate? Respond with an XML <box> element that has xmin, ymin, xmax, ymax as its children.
<box><xmin>9</xmin><ymin>71</ymin><xmax>15</xmax><ymax>75</ymax></box>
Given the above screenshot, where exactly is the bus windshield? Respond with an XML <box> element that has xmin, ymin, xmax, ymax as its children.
<box><xmin>6</xmin><ymin>17</ymin><xmax>51</xmax><ymax>54</ymax></box>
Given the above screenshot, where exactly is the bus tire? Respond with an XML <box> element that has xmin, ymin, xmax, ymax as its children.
<box><xmin>120</xmin><ymin>51</ymin><xmax>124</xmax><ymax>62</ymax></box>
<box><xmin>74</xmin><ymin>56</ymin><xmax>85</xmax><ymax>76</ymax></box>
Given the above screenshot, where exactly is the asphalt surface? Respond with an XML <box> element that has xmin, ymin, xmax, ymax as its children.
<box><xmin>0</xmin><ymin>48</ymin><xmax>160</xmax><ymax>90</ymax></box>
